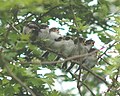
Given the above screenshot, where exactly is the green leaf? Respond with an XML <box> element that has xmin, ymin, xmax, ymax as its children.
<box><xmin>115</xmin><ymin>16</ymin><xmax>120</xmax><ymax>24</ymax></box>
<box><xmin>115</xmin><ymin>44</ymin><xmax>120</xmax><ymax>53</ymax></box>
<box><xmin>20</xmin><ymin>34</ymin><xmax>30</xmax><ymax>40</ymax></box>
<box><xmin>27</xmin><ymin>78</ymin><xmax>45</xmax><ymax>87</ymax></box>
<box><xmin>41</xmin><ymin>78</ymin><xmax>54</xmax><ymax>86</ymax></box>
<box><xmin>4</xmin><ymin>85</ymin><xmax>14</xmax><ymax>96</ymax></box>
<box><xmin>13</xmin><ymin>84</ymin><xmax>20</xmax><ymax>93</ymax></box>
<box><xmin>16</xmin><ymin>41</ymin><xmax>28</xmax><ymax>50</ymax></box>
<box><xmin>49</xmin><ymin>90</ymin><xmax>61</xmax><ymax>96</ymax></box>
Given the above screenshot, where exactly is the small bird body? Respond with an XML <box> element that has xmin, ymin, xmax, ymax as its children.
<box><xmin>62</xmin><ymin>38</ymin><xmax>75</xmax><ymax>57</ymax></box>
<box><xmin>72</xmin><ymin>37</ymin><xmax>87</xmax><ymax>57</ymax></box>
<box><xmin>38</xmin><ymin>24</ymin><xmax>50</xmax><ymax>44</ymax></box>
<box><xmin>48</xmin><ymin>27</ymin><xmax>63</xmax><ymax>49</ymax></box>
<box><xmin>75</xmin><ymin>48</ymin><xmax>98</xmax><ymax>73</ymax></box>
<box><xmin>65</xmin><ymin>39</ymin><xmax>95</xmax><ymax>72</ymax></box>
<box><xmin>62</xmin><ymin>37</ymin><xmax>86</xmax><ymax>71</ymax></box>
<box><xmin>83</xmin><ymin>48</ymin><xmax>98</xmax><ymax>68</ymax></box>
<box><xmin>52</xmin><ymin>40</ymin><xmax>65</xmax><ymax>53</ymax></box>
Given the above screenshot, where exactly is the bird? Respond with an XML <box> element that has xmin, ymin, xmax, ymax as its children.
<box><xmin>62</xmin><ymin>36</ymin><xmax>75</xmax><ymax>57</ymax></box>
<box><xmin>85</xmin><ymin>48</ymin><xmax>98</xmax><ymax>68</ymax></box>
<box><xmin>62</xmin><ymin>37</ymin><xmax>85</xmax><ymax>70</ymax></box>
<box><xmin>49</xmin><ymin>27</ymin><xmax>62</xmax><ymax>40</ymax></box>
<box><xmin>49</xmin><ymin>27</ymin><xmax>63</xmax><ymax>44</ymax></box>
<box><xmin>22</xmin><ymin>21</ymin><xmax>40</xmax><ymax>41</ymax></box>
<box><xmin>74</xmin><ymin>48</ymin><xmax>98</xmax><ymax>73</ymax></box>
<box><xmin>23</xmin><ymin>21</ymin><xmax>40</xmax><ymax>35</ymax></box>
<box><xmin>65</xmin><ymin>39</ymin><xmax>95</xmax><ymax>72</ymax></box>
<box><xmin>41</xmin><ymin>27</ymin><xmax>62</xmax><ymax>58</ymax></box>
<box><xmin>38</xmin><ymin>23</ymin><xmax>50</xmax><ymax>41</ymax></box>
<box><xmin>84</xmin><ymin>39</ymin><xmax>95</xmax><ymax>51</ymax></box>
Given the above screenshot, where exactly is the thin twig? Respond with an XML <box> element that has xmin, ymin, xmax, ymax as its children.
<box><xmin>98</xmin><ymin>41</ymin><xmax>117</xmax><ymax>59</ymax></box>
<box><xmin>20</xmin><ymin>49</ymin><xmax>108</xmax><ymax>85</ymax></box>
<box><xmin>105</xmin><ymin>67</ymin><xmax>120</xmax><ymax>96</ymax></box>
<box><xmin>99</xmin><ymin>57</ymin><xmax>111</xmax><ymax>65</ymax></box>
<box><xmin>20</xmin><ymin>49</ymin><xmax>98</xmax><ymax>65</ymax></box>
<box><xmin>82</xmin><ymin>66</ymin><xmax>108</xmax><ymax>85</ymax></box>
<box><xmin>11</xmin><ymin>23</ymin><xmax>21</xmax><ymax>34</ymax></box>
<box><xmin>77</xmin><ymin>69</ymin><xmax>83</xmax><ymax>96</ymax></box>
<box><xmin>69</xmin><ymin>72</ymin><xmax>96</xmax><ymax>96</ymax></box>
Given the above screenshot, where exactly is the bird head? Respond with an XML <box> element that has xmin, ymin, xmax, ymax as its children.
<box><xmin>22</xmin><ymin>21</ymin><xmax>40</xmax><ymax>42</ymax></box>
<box><xmin>23</xmin><ymin>21</ymin><xmax>40</xmax><ymax>35</ymax></box>
<box><xmin>49</xmin><ymin>27</ymin><xmax>59</xmax><ymax>33</ymax></box>
<box><xmin>74</xmin><ymin>37</ymin><xmax>85</xmax><ymax>45</ymax></box>
<box><xmin>39</xmin><ymin>23</ymin><xmax>49</xmax><ymax>33</ymax></box>
<box><xmin>85</xmin><ymin>39</ymin><xmax>95</xmax><ymax>46</ymax></box>
<box><xmin>84</xmin><ymin>39</ymin><xmax>95</xmax><ymax>51</ymax></box>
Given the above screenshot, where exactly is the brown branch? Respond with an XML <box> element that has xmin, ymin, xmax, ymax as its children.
<box><xmin>98</xmin><ymin>41</ymin><xmax>117</xmax><ymax>59</ymax></box>
<box><xmin>69</xmin><ymin>72</ymin><xmax>96</xmax><ymax>96</ymax></box>
<box><xmin>77</xmin><ymin>69</ymin><xmax>83</xmax><ymax>96</ymax></box>
<box><xmin>11</xmin><ymin>23</ymin><xmax>21</xmax><ymax>34</ymax></box>
<box><xmin>20</xmin><ymin>49</ymin><xmax>108</xmax><ymax>85</ymax></box>
<box><xmin>82</xmin><ymin>66</ymin><xmax>108</xmax><ymax>85</ymax></box>
<box><xmin>20</xmin><ymin>49</ymin><xmax>98</xmax><ymax>65</ymax></box>
<box><xmin>1</xmin><ymin>56</ymin><xmax>36</xmax><ymax>96</ymax></box>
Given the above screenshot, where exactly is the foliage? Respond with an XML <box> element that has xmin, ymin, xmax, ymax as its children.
<box><xmin>0</xmin><ymin>0</ymin><xmax>120</xmax><ymax>96</ymax></box>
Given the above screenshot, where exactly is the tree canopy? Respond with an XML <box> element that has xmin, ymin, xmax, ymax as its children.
<box><xmin>0</xmin><ymin>0</ymin><xmax>120</xmax><ymax>96</ymax></box>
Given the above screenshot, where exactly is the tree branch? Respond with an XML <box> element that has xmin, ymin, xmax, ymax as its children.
<box><xmin>20</xmin><ymin>49</ymin><xmax>98</xmax><ymax>65</ymax></box>
<box><xmin>98</xmin><ymin>41</ymin><xmax>117</xmax><ymax>59</ymax></box>
<box><xmin>69</xmin><ymin>71</ymin><xmax>96</xmax><ymax>96</ymax></box>
<box><xmin>20</xmin><ymin>49</ymin><xmax>108</xmax><ymax>85</ymax></box>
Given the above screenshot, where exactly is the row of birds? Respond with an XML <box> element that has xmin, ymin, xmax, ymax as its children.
<box><xmin>23</xmin><ymin>21</ymin><xmax>98</xmax><ymax>72</ymax></box>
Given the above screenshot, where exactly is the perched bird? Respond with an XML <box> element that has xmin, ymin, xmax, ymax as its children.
<box><xmin>62</xmin><ymin>36</ymin><xmax>75</xmax><ymax>57</ymax></box>
<box><xmin>85</xmin><ymin>48</ymin><xmax>98</xmax><ymax>68</ymax></box>
<box><xmin>62</xmin><ymin>37</ymin><xmax>85</xmax><ymax>70</ymax></box>
<box><xmin>41</xmin><ymin>27</ymin><xmax>62</xmax><ymax>58</ymax></box>
<box><xmin>84</xmin><ymin>39</ymin><xmax>95</xmax><ymax>51</ymax></box>
<box><xmin>22</xmin><ymin>21</ymin><xmax>40</xmax><ymax>42</ymax></box>
<box><xmin>23</xmin><ymin>21</ymin><xmax>40</xmax><ymax>34</ymax></box>
<box><xmin>49</xmin><ymin>27</ymin><xmax>62</xmax><ymax>43</ymax></box>
<box><xmin>75</xmin><ymin>48</ymin><xmax>98</xmax><ymax>73</ymax></box>
<box><xmin>65</xmin><ymin>39</ymin><xmax>95</xmax><ymax>72</ymax></box>
<box><xmin>72</xmin><ymin>37</ymin><xmax>87</xmax><ymax>58</ymax></box>
<box><xmin>38</xmin><ymin>23</ymin><xmax>49</xmax><ymax>40</ymax></box>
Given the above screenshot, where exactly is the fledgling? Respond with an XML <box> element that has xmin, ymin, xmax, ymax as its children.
<box><xmin>49</xmin><ymin>27</ymin><xmax>62</xmax><ymax>41</ymax></box>
<box><xmin>38</xmin><ymin>23</ymin><xmax>49</xmax><ymax>40</ymax></box>
<box><xmin>84</xmin><ymin>39</ymin><xmax>95</xmax><ymax>51</ymax></box>
<box><xmin>72</xmin><ymin>37</ymin><xmax>87</xmax><ymax>57</ymax></box>
<box><xmin>62</xmin><ymin>36</ymin><xmax>75</xmax><ymax>57</ymax></box>
<box><xmin>23</xmin><ymin>21</ymin><xmax>40</xmax><ymax>41</ymax></box>
<box><xmin>63</xmin><ymin>37</ymin><xmax>85</xmax><ymax>71</ymax></box>
<box><xmin>41</xmin><ymin>27</ymin><xmax>62</xmax><ymax>58</ymax></box>
<box><xmin>51</xmin><ymin>29</ymin><xmax>64</xmax><ymax>53</ymax></box>
<box><xmin>74</xmin><ymin>39</ymin><xmax>95</xmax><ymax>73</ymax></box>
<box><xmin>75</xmin><ymin>48</ymin><xmax>98</xmax><ymax>73</ymax></box>
<box><xmin>65</xmin><ymin>39</ymin><xmax>95</xmax><ymax>72</ymax></box>
<box><xmin>85</xmin><ymin>48</ymin><xmax>98</xmax><ymax>68</ymax></box>
<box><xmin>23</xmin><ymin>21</ymin><xmax>40</xmax><ymax>35</ymax></box>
